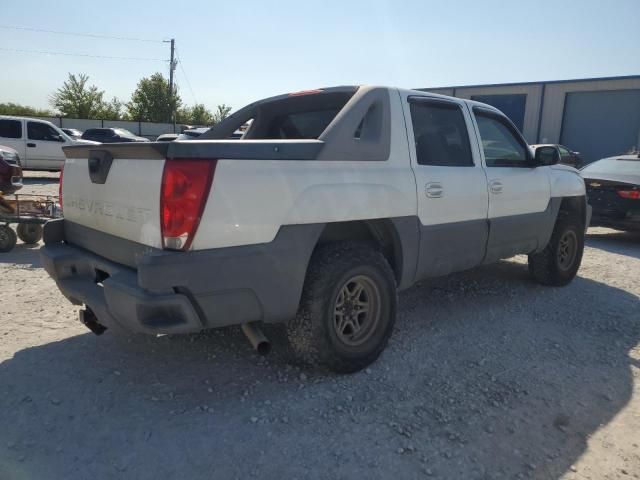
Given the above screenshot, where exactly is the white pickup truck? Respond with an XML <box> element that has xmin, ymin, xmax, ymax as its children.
<box><xmin>0</xmin><ymin>116</ymin><xmax>97</xmax><ymax>170</ymax></box>
<box><xmin>41</xmin><ymin>86</ymin><xmax>590</xmax><ymax>372</ymax></box>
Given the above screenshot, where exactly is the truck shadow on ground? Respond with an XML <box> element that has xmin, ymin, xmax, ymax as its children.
<box><xmin>0</xmin><ymin>242</ymin><xmax>43</xmax><ymax>266</ymax></box>
<box><xmin>0</xmin><ymin>260</ymin><xmax>638</xmax><ymax>479</ymax></box>
<box><xmin>586</xmin><ymin>228</ymin><xmax>640</xmax><ymax>259</ymax></box>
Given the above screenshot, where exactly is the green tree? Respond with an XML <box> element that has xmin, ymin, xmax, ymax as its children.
<box><xmin>190</xmin><ymin>104</ymin><xmax>214</xmax><ymax>125</ymax></box>
<box><xmin>175</xmin><ymin>105</ymin><xmax>193</xmax><ymax>125</ymax></box>
<box><xmin>212</xmin><ymin>104</ymin><xmax>232</xmax><ymax>124</ymax></box>
<box><xmin>175</xmin><ymin>104</ymin><xmax>227</xmax><ymax>126</ymax></box>
<box><xmin>0</xmin><ymin>102</ymin><xmax>55</xmax><ymax>117</ymax></box>
<box><xmin>97</xmin><ymin>97</ymin><xmax>124</xmax><ymax>121</ymax></box>
<box><xmin>127</xmin><ymin>73</ymin><xmax>181</xmax><ymax>123</ymax></box>
<box><xmin>49</xmin><ymin>73</ymin><xmax>106</xmax><ymax>118</ymax></box>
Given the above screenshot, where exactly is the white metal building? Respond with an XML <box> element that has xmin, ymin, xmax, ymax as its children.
<box><xmin>420</xmin><ymin>75</ymin><xmax>640</xmax><ymax>163</ymax></box>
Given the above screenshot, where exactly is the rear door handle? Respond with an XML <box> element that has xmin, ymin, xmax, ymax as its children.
<box><xmin>27</xmin><ymin>143</ymin><xmax>36</xmax><ymax>148</ymax></box>
<box><xmin>425</xmin><ymin>182</ymin><xmax>443</xmax><ymax>198</ymax></box>
<box><xmin>489</xmin><ymin>180</ymin><xmax>503</xmax><ymax>194</ymax></box>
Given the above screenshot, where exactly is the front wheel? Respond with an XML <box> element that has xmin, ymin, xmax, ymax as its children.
<box><xmin>528</xmin><ymin>217</ymin><xmax>584</xmax><ymax>286</ymax></box>
<box><xmin>287</xmin><ymin>242</ymin><xmax>397</xmax><ymax>373</ymax></box>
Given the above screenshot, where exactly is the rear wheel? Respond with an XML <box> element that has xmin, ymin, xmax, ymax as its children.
<box><xmin>528</xmin><ymin>216</ymin><xmax>584</xmax><ymax>286</ymax></box>
<box><xmin>286</xmin><ymin>242</ymin><xmax>397</xmax><ymax>373</ymax></box>
<box><xmin>0</xmin><ymin>225</ymin><xmax>17</xmax><ymax>253</ymax></box>
<box><xmin>16</xmin><ymin>224</ymin><xmax>43</xmax><ymax>245</ymax></box>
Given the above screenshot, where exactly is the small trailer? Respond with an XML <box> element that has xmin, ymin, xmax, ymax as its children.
<box><xmin>0</xmin><ymin>194</ymin><xmax>61</xmax><ymax>252</ymax></box>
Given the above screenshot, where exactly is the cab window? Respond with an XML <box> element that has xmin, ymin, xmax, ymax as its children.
<box><xmin>474</xmin><ymin>110</ymin><xmax>529</xmax><ymax>167</ymax></box>
<box><xmin>27</xmin><ymin>122</ymin><xmax>62</xmax><ymax>142</ymax></box>
<box><xmin>409</xmin><ymin>99</ymin><xmax>474</xmax><ymax>167</ymax></box>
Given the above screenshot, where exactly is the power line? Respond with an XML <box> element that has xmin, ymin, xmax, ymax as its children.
<box><xmin>0</xmin><ymin>24</ymin><xmax>163</xmax><ymax>43</ymax></box>
<box><xmin>176</xmin><ymin>48</ymin><xmax>198</xmax><ymax>104</ymax></box>
<box><xmin>0</xmin><ymin>47</ymin><xmax>167</xmax><ymax>62</ymax></box>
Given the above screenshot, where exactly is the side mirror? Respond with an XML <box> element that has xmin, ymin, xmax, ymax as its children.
<box><xmin>534</xmin><ymin>146</ymin><xmax>559</xmax><ymax>166</ymax></box>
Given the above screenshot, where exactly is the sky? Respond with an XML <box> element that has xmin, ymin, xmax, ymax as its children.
<box><xmin>1</xmin><ymin>0</ymin><xmax>639</xmax><ymax>114</ymax></box>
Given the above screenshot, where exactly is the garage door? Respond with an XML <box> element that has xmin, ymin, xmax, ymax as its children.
<box><xmin>471</xmin><ymin>94</ymin><xmax>527</xmax><ymax>132</ymax></box>
<box><xmin>560</xmin><ymin>89</ymin><xmax>640</xmax><ymax>164</ymax></box>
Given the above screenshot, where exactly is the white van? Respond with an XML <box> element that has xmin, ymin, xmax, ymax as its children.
<box><xmin>0</xmin><ymin>116</ymin><xmax>98</xmax><ymax>170</ymax></box>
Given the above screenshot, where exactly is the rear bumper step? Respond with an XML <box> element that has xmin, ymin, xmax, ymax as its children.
<box><xmin>41</xmin><ymin>242</ymin><xmax>203</xmax><ymax>334</ymax></box>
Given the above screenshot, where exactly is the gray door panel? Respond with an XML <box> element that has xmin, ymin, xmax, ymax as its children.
<box><xmin>416</xmin><ymin>219</ymin><xmax>489</xmax><ymax>279</ymax></box>
<box><xmin>483</xmin><ymin>198</ymin><xmax>561</xmax><ymax>263</ymax></box>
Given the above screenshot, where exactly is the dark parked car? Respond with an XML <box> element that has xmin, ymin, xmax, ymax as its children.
<box><xmin>80</xmin><ymin>128</ymin><xmax>150</xmax><ymax>143</ymax></box>
<box><xmin>531</xmin><ymin>144</ymin><xmax>582</xmax><ymax>168</ymax></box>
<box><xmin>582</xmin><ymin>153</ymin><xmax>640</xmax><ymax>231</ymax></box>
<box><xmin>0</xmin><ymin>145</ymin><xmax>23</xmax><ymax>194</ymax></box>
<box><xmin>61</xmin><ymin>128</ymin><xmax>83</xmax><ymax>139</ymax></box>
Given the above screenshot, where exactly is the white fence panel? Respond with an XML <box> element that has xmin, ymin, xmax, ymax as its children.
<box><xmin>60</xmin><ymin>118</ymin><xmax>102</xmax><ymax>130</ymax></box>
<box><xmin>41</xmin><ymin>117</ymin><xmax>61</xmax><ymax>126</ymax></box>
<box><xmin>5</xmin><ymin>115</ymin><xmax>184</xmax><ymax>138</ymax></box>
<box><xmin>142</xmin><ymin>122</ymin><xmax>176</xmax><ymax>137</ymax></box>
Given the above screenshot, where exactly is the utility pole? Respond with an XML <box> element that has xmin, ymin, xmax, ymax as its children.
<box><xmin>165</xmin><ymin>38</ymin><xmax>177</xmax><ymax>126</ymax></box>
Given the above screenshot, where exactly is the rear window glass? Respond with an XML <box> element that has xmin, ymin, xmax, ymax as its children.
<box><xmin>0</xmin><ymin>119</ymin><xmax>22</xmax><ymax>139</ymax></box>
<box><xmin>115</xmin><ymin>128</ymin><xmax>137</xmax><ymax>138</ymax></box>
<box><xmin>83</xmin><ymin>129</ymin><xmax>104</xmax><ymax>136</ymax></box>
<box><xmin>582</xmin><ymin>158</ymin><xmax>640</xmax><ymax>175</ymax></box>
<box><xmin>234</xmin><ymin>90</ymin><xmax>354</xmax><ymax>141</ymax></box>
<box><xmin>266</xmin><ymin>109</ymin><xmax>340</xmax><ymax>139</ymax></box>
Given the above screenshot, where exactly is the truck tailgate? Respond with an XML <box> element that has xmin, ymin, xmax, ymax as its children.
<box><xmin>62</xmin><ymin>144</ymin><xmax>168</xmax><ymax>249</ymax></box>
<box><xmin>61</xmin><ymin>140</ymin><xmax>325</xmax><ymax>251</ymax></box>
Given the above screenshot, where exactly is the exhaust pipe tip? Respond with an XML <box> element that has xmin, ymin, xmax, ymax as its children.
<box><xmin>241</xmin><ymin>322</ymin><xmax>271</xmax><ymax>356</ymax></box>
<box><xmin>255</xmin><ymin>339</ymin><xmax>271</xmax><ymax>356</ymax></box>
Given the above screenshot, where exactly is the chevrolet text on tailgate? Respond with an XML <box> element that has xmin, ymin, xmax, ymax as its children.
<box><xmin>41</xmin><ymin>86</ymin><xmax>590</xmax><ymax>373</ymax></box>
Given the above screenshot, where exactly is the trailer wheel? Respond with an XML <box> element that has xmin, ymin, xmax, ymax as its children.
<box><xmin>17</xmin><ymin>224</ymin><xmax>43</xmax><ymax>245</ymax></box>
<box><xmin>0</xmin><ymin>225</ymin><xmax>17</xmax><ymax>253</ymax></box>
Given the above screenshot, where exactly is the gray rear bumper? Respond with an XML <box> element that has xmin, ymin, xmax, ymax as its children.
<box><xmin>41</xmin><ymin>219</ymin><xmax>322</xmax><ymax>335</ymax></box>
<box><xmin>41</xmin><ymin>242</ymin><xmax>203</xmax><ymax>334</ymax></box>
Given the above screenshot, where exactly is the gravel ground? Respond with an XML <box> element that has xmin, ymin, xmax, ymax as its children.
<box><xmin>1</xmin><ymin>172</ymin><xmax>639</xmax><ymax>480</ymax></box>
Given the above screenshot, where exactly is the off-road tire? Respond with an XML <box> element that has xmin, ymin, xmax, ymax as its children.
<box><xmin>528</xmin><ymin>216</ymin><xmax>584</xmax><ymax>286</ymax></box>
<box><xmin>16</xmin><ymin>224</ymin><xmax>43</xmax><ymax>245</ymax></box>
<box><xmin>0</xmin><ymin>225</ymin><xmax>17</xmax><ymax>253</ymax></box>
<box><xmin>286</xmin><ymin>242</ymin><xmax>397</xmax><ymax>373</ymax></box>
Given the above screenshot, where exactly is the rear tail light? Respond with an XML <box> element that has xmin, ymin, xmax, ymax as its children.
<box><xmin>617</xmin><ymin>190</ymin><xmax>640</xmax><ymax>200</ymax></box>
<box><xmin>58</xmin><ymin>166</ymin><xmax>64</xmax><ymax>210</ymax></box>
<box><xmin>160</xmin><ymin>159</ymin><xmax>216</xmax><ymax>250</ymax></box>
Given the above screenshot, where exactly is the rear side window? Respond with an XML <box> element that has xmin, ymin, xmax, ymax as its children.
<box><xmin>0</xmin><ymin>119</ymin><xmax>22</xmax><ymax>139</ymax></box>
<box><xmin>409</xmin><ymin>100</ymin><xmax>473</xmax><ymax>167</ymax></box>
<box><xmin>474</xmin><ymin>111</ymin><xmax>528</xmax><ymax>167</ymax></box>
